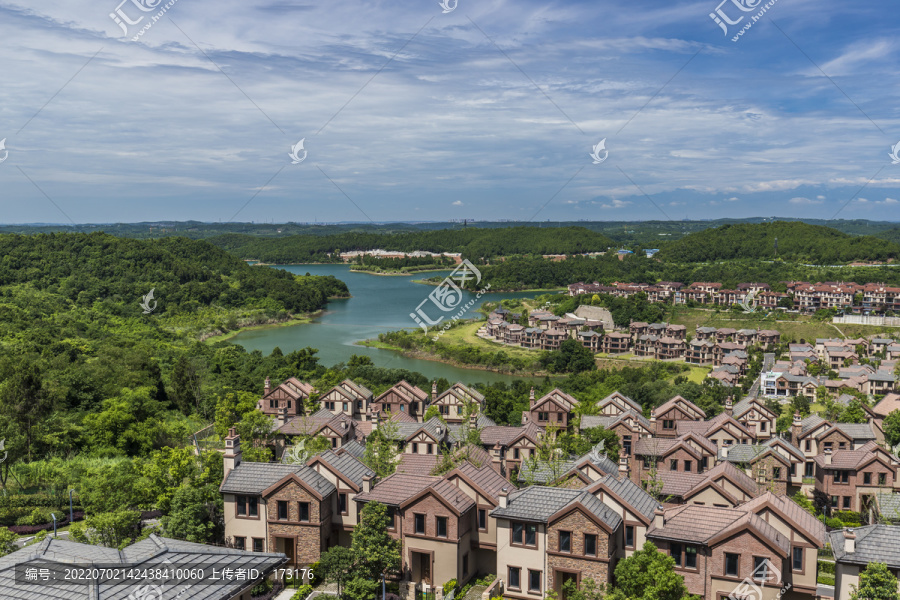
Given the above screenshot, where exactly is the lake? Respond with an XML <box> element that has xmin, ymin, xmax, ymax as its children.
<box><xmin>228</xmin><ymin>264</ymin><xmax>548</xmax><ymax>384</ymax></box>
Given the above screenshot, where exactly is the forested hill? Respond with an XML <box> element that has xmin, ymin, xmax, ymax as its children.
<box><xmin>208</xmin><ymin>226</ymin><xmax>615</xmax><ymax>263</ymax></box>
<box><xmin>656</xmin><ymin>222</ymin><xmax>900</xmax><ymax>264</ymax></box>
<box><xmin>0</xmin><ymin>233</ymin><xmax>348</xmax><ymax>316</ymax></box>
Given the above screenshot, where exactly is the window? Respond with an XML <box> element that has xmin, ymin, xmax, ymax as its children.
<box><xmin>508</xmin><ymin>567</ymin><xmax>521</xmax><ymax>590</ymax></box>
<box><xmin>772</xmin><ymin>467</ymin><xmax>781</xmax><ymax>480</ymax></box>
<box><xmin>513</xmin><ymin>522</ymin><xmax>537</xmax><ymax>546</ymax></box>
<box><xmin>685</xmin><ymin>546</ymin><xmax>697</xmax><ymax>569</ymax></box>
<box><xmin>824</xmin><ymin>442</ymin><xmax>833</xmax><ymax>452</ymax></box>
<box><xmin>234</xmin><ymin>537</ymin><xmax>246</xmax><ymax>550</ymax></box>
<box><xmin>237</xmin><ymin>496</ymin><xmax>258</xmax><ymax>517</ymax></box>
<box><xmin>831</xmin><ymin>496</ymin><xmax>839</xmax><ymax>508</ymax></box>
<box><xmin>386</xmin><ymin>507</ymin><xmax>396</xmax><ymax>529</ymax></box>
<box><xmin>624</xmin><ymin>436</ymin><xmax>632</xmax><ymax>456</ymax></box>
<box><xmin>792</xmin><ymin>547</ymin><xmax>803</xmax><ymax>571</ymax></box>
<box><xmin>287</xmin><ymin>400</ymin><xmax>292</xmax><ymax>409</ymax></box>
<box><xmin>400</xmin><ymin>405</ymin><xmax>405</xmax><ymax>412</ymax></box>
<box><xmin>298</xmin><ymin>502</ymin><xmax>310</xmax><ymax>522</ymax></box>
<box><xmin>671</xmin><ymin>543</ymin><xmax>682</xmax><ymax>567</ymax></box>
<box><xmin>525</xmin><ymin>523</ymin><xmax>536</xmax><ymax>546</ymax></box>
<box><xmin>864</xmin><ymin>472</ymin><xmax>872</xmax><ymax>485</ymax></box>
<box><xmin>412</xmin><ymin>443</ymin><xmax>419</xmax><ymax>454</ymax></box>
<box><xmin>725</xmin><ymin>553</ymin><xmax>739</xmax><ymax>577</ymax></box>
<box><xmin>791</xmin><ymin>464</ymin><xmax>797</xmax><ymax>477</ymax></box>
<box><xmin>463</xmin><ymin>553</ymin><xmax>469</xmax><ymax>576</ymax></box>
<box><xmin>625</xmin><ymin>525</ymin><xmax>634</xmax><ymax>548</ymax></box>
<box><xmin>760</xmin><ymin>421</ymin><xmax>767</xmax><ymax>432</ymax></box>
<box><xmin>841</xmin><ymin>471</ymin><xmax>849</xmax><ymax>483</ymax></box>
<box><xmin>700</xmin><ymin>458</ymin><xmax>708</xmax><ymax>472</ymax></box>
<box><xmin>343</xmin><ymin>402</ymin><xmax>349</xmax><ymax>411</ymax></box>
<box><xmin>338</xmin><ymin>493</ymin><xmax>347</xmax><ymax>515</ymax></box>
<box><xmin>684</xmin><ymin>460</ymin><xmax>693</xmax><ymax>473</ymax></box>
<box><xmin>427</xmin><ymin>444</ymin><xmax>433</xmax><ymax>455</ymax></box>
<box><xmin>838</xmin><ymin>442</ymin><xmax>846</xmax><ymax>450</ymax></box>
<box><xmin>237</xmin><ymin>496</ymin><xmax>246</xmax><ymax>516</ymax></box>
<box><xmin>436</xmin><ymin>516</ymin><xmax>448</xmax><ymax>538</ymax></box>
<box><xmin>670</xmin><ymin>459</ymin><xmax>678</xmax><ymax>471</ymax></box>
<box><xmin>585</xmin><ymin>533</ymin><xmax>597</xmax><ymax>556</ymax></box>
<box><xmin>753</xmin><ymin>557</ymin><xmax>769</xmax><ymax>581</ymax></box>
<box><xmin>805</xmin><ymin>462</ymin><xmax>815</xmax><ymax>477</ymax></box>
<box><xmin>879</xmin><ymin>473</ymin><xmax>887</xmax><ymax>486</ymax></box>
<box><xmin>643</xmin><ymin>457</ymin><xmax>651</xmax><ymax>469</ymax></box>
<box><xmin>663</xmin><ymin>419</ymin><xmax>675</xmax><ymax>430</ymax></box>
<box><xmin>478</xmin><ymin>509</ymin><xmax>486</xmax><ymax>531</ymax></box>
<box><xmin>538</xmin><ymin>412</ymin><xmax>548</xmax><ymax>421</ymax></box>
<box><xmin>414</xmin><ymin>514</ymin><xmax>425</xmax><ymax>535</ymax></box>
<box><xmin>559</xmin><ymin>531</ymin><xmax>571</xmax><ymax>553</ymax></box>
<box><xmin>331</xmin><ymin>437</ymin><xmax>338</xmax><ymax>448</ymax></box>
<box><xmin>843</xmin><ymin>496</ymin><xmax>851</xmax><ymax>509</ymax></box>
<box><xmin>514</xmin><ymin>449</ymin><xmax>520</xmax><ymax>460</ymax></box>
<box><xmin>528</xmin><ymin>570</ymin><xmax>541</xmax><ymax>593</ymax></box>
<box><xmin>253</xmin><ymin>538</ymin><xmax>264</xmax><ymax>553</ymax></box>
<box><xmin>277</xmin><ymin>500</ymin><xmax>288</xmax><ymax>521</ymax></box>
<box><xmin>357</xmin><ymin>400</ymin><xmax>362</xmax><ymax>410</ymax></box>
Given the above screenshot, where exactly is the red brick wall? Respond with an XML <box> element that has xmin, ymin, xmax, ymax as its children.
<box><xmin>816</xmin><ymin>459</ymin><xmax>894</xmax><ymax>511</ymax></box>
<box><xmin>402</xmin><ymin>493</ymin><xmax>468</xmax><ymax>541</ymax></box>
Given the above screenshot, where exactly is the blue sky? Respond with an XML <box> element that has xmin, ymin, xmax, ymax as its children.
<box><xmin>0</xmin><ymin>0</ymin><xmax>898</xmax><ymax>224</ymax></box>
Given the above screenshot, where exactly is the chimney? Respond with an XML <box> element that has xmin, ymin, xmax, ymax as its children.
<box><xmin>725</xmin><ymin>396</ymin><xmax>733</xmax><ymax>416</ymax></box>
<box><xmin>224</xmin><ymin>427</ymin><xmax>242</xmax><ymax>479</ymax></box>
<box><xmin>432</xmin><ymin>381</ymin><xmax>437</xmax><ymax>401</ymax></box>
<box><xmin>843</xmin><ymin>528</ymin><xmax>856</xmax><ymax>554</ymax></box>
<box><xmin>469</xmin><ymin>411</ymin><xmax>478</xmax><ymax>431</ymax></box>
<box><xmin>492</xmin><ymin>443</ymin><xmax>506</xmax><ymax>476</ymax></box>
<box><xmin>498</xmin><ymin>488</ymin><xmax>508</xmax><ymax>509</ymax></box>
<box><xmin>529</xmin><ymin>387</ymin><xmax>536</xmax><ymax>408</ymax></box>
<box><xmin>791</xmin><ymin>411</ymin><xmax>802</xmax><ymax>447</ymax></box>
<box><xmin>824</xmin><ymin>447</ymin><xmax>833</xmax><ymax>466</ymax></box>
<box><xmin>264</xmin><ymin>377</ymin><xmax>271</xmax><ymax>394</ymax></box>
<box><xmin>362</xmin><ymin>475</ymin><xmax>374</xmax><ymax>494</ymax></box>
<box><xmin>618</xmin><ymin>447</ymin><xmax>629</xmax><ymax>477</ymax></box>
<box><xmin>653</xmin><ymin>505</ymin><xmax>665</xmax><ymax>529</ymax></box>
<box><xmin>374</xmin><ymin>410</ymin><xmax>382</xmax><ymax>429</ymax></box>
<box><xmin>436</xmin><ymin>425</ymin><xmax>444</xmax><ymax>438</ymax></box>
<box><xmin>722</xmin><ymin>446</ymin><xmax>730</xmax><ymax>459</ymax></box>
<box><xmin>277</xmin><ymin>407</ymin><xmax>288</xmax><ymax>426</ymax></box>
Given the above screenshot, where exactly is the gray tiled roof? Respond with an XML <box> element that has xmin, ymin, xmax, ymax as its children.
<box><xmin>338</xmin><ymin>439</ymin><xmax>366</xmax><ymax>459</ymax></box>
<box><xmin>801</xmin><ymin>415</ymin><xmax>827</xmax><ymax>435</ymax></box>
<box><xmin>876</xmin><ymin>493</ymin><xmax>900</xmax><ymax>521</ymax></box>
<box><xmin>830</xmin><ymin>525</ymin><xmax>900</xmax><ymax>568</ymax></box>
<box><xmin>314</xmin><ymin>450</ymin><xmax>375</xmax><ymax>488</ymax></box>
<box><xmin>834</xmin><ymin>422</ymin><xmax>876</xmax><ymax>441</ymax></box>
<box><xmin>517</xmin><ymin>459</ymin><xmax>578</xmax><ymax>485</ymax></box>
<box><xmin>719</xmin><ymin>444</ymin><xmax>769</xmax><ymax>463</ymax></box>
<box><xmin>221</xmin><ymin>461</ymin><xmax>336</xmax><ymax>497</ymax></box>
<box><xmin>595</xmin><ymin>474</ymin><xmax>658</xmax><ymax>521</ymax></box>
<box><xmin>491</xmin><ymin>486</ymin><xmax>622</xmax><ymax>530</ymax></box>
<box><xmin>0</xmin><ymin>535</ymin><xmax>286</xmax><ymax>600</ymax></box>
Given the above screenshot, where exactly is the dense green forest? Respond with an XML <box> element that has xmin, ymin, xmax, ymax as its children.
<box><xmin>656</xmin><ymin>221</ymin><xmax>900</xmax><ymax>264</ymax></box>
<box><xmin>207</xmin><ymin>227</ymin><xmax>615</xmax><ymax>263</ymax></box>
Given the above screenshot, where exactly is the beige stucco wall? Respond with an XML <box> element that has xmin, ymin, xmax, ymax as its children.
<box><xmin>595</xmin><ymin>492</ymin><xmax>646</xmax><ymax>557</ymax></box>
<box><xmin>223</xmin><ymin>494</ymin><xmax>268</xmax><ymax>549</ymax></box>
<box><xmin>835</xmin><ymin>564</ymin><xmax>860</xmax><ymax>600</ymax></box>
<box><xmin>495</xmin><ymin>519</ymin><xmax>547</xmax><ymax>597</ymax></box>
<box><xmin>688</xmin><ymin>486</ymin><xmax>736</xmax><ymax>508</ymax></box>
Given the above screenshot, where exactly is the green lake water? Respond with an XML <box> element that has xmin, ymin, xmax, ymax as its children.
<box><xmin>228</xmin><ymin>264</ymin><xmax>548</xmax><ymax>385</ymax></box>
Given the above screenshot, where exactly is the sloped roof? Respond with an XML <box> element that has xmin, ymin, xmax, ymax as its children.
<box><xmin>599</xmin><ymin>391</ymin><xmax>643</xmax><ymax>414</ymax></box>
<box><xmin>697</xmin><ymin>461</ymin><xmax>760</xmax><ymax>499</ymax></box>
<box><xmin>830</xmin><ymin>525</ymin><xmax>900</xmax><ymax>568</ymax></box>
<box><xmin>451</xmin><ymin>461</ymin><xmax>517</xmax><ymax>504</ymax></box>
<box><xmin>833</xmin><ymin>422</ymin><xmax>876</xmax><ymax>441</ymax></box>
<box><xmin>732</xmin><ymin>396</ymin><xmax>775</xmax><ymax>419</ymax></box>
<box><xmin>491</xmin><ymin>486</ymin><xmax>621</xmax><ymax>530</ymax></box>
<box><xmin>800</xmin><ymin>415</ymin><xmax>827</xmax><ymax>436</ymax></box>
<box><xmin>312</xmin><ymin>450</ymin><xmax>375</xmax><ymax>489</ymax></box>
<box><xmin>873</xmin><ymin>393</ymin><xmax>900</xmax><ymax>418</ymax></box>
<box><xmin>354</xmin><ymin>472</ymin><xmax>439</xmax><ymax>506</ymax></box>
<box><xmin>581</xmin><ymin>410</ymin><xmax>652</xmax><ymax>432</ymax></box>
<box><xmin>221</xmin><ymin>462</ymin><xmax>335</xmax><ymax>497</ymax></box>
<box><xmin>652</xmin><ymin>395</ymin><xmax>706</xmax><ymax>419</ymax></box>
<box><xmin>481</xmin><ymin>425</ymin><xmax>525</xmax><ymax>446</ymax></box>
<box><xmin>395</xmin><ymin>453</ymin><xmax>440</xmax><ymax>475</ymax></box>
<box><xmin>337</xmin><ymin>439</ymin><xmax>366</xmax><ymax>459</ymax></box>
<box><xmin>813</xmin><ymin>443</ymin><xmax>887</xmax><ymax>470</ymax></box>
<box><xmin>517</xmin><ymin>459</ymin><xmax>578</xmax><ymax>485</ymax></box>
<box><xmin>0</xmin><ymin>535</ymin><xmax>287</xmax><ymax>600</ymax></box>
<box><xmin>648</xmin><ymin>505</ymin><xmax>789</xmax><ymax>553</ymax></box>
<box><xmin>591</xmin><ymin>474</ymin><xmax>658</xmax><ymax>522</ymax></box>
<box><xmin>875</xmin><ymin>493</ymin><xmax>900</xmax><ymax>520</ymax></box>
<box><xmin>741</xmin><ymin>491</ymin><xmax>826</xmax><ymax>545</ymax></box>
<box><xmin>656</xmin><ymin>470</ymin><xmax>707</xmax><ymax>497</ymax></box>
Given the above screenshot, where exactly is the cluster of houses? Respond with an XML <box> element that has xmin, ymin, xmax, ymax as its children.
<box><xmin>759</xmin><ymin>338</ymin><xmax>899</xmax><ymax>399</ymax></box>
<box><xmin>567</xmin><ymin>280</ymin><xmax>900</xmax><ymax>315</ymax></box>
<box><xmin>218</xmin><ymin>376</ymin><xmax>900</xmax><ymax>600</ymax></box>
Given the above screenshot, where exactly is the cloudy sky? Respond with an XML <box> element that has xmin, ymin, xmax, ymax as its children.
<box><xmin>0</xmin><ymin>0</ymin><xmax>898</xmax><ymax>224</ymax></box>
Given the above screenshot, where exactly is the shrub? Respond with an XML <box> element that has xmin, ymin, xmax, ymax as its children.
<box><xmin>291</xmin><ymin>584</ymin><xmax>313</xmax><ymax>600</ymax></box>
<box><xmin>15</xmin><ymin>507</ymin><xmax>54</xmax><ymax>527</ymax></box>
<box><xmin>443</xmin><ymin>579</ymin><xmax>458</xmax><ymax>595</ymax></box>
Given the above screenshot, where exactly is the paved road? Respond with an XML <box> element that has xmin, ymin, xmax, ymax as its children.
<box><xmin>817</xmin><ymin>583</ymin><xmax>835</xmax><ymax>598</ymax></box>
<box><xmin>15</xmin><ymin>530</ymin><xmax>69</xmax><ymax>548</ymax></box>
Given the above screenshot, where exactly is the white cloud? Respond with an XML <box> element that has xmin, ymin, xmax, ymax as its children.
<box><xmin>452</xmin><ymin>200</ymin><xmax>464</xmax><ymax>206</ymax></box>
<box><xmin>789</xmin><ymin>197</ymin><xmax>822</xmax><ymax>205</ymax></box>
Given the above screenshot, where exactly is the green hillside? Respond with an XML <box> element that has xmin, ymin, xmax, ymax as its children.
<box><xmin>655</xmin><ymin>222</ymin><xmax>900</xmax><ymax>264</ymax></box>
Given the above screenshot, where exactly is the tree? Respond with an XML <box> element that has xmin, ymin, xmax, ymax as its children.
<box><xmin>562</xmin><ymin>578</ymin><xmax>608</xmax><ymax>600</ymax></box>
<box><xmin>792</xmin><ymin>394</ymin><xmax>811</xmax><ymax>417</ymax></box>
<box><xmin>350</xmin><ymin>501</ymin><xmax>401</xmax><ymax>581</ymax></box>
<box><xmin>840</xmin><ymin>399</ymin><xmax>869</xmax><ymax>424</ymax></box>
<box><xmin>317</xmin><ymin>545</ymin><xmax>356</xmax><ymax>598</ymax></box>
<box><xmin>542</xmin><ymin>339</ymin><xmax>597</xmax><ymax>373</ymax></box>
<box><xmin>0</xmin><ymin>527</ymin><xmax>17</xmax><ymax>557</ymax></box>
<box><xmin>237</xmin><ymin>410</ymin><xmax>276</xmax><ymax>463</ymax></box>
<box><xmin>161</xmin><ymin>483</ymin><xmax>224</xmax><ymax>544</ymax></box>
<box><xmin>850</xmin><ymin>562</ymin><xmax>899</xmax><ymax>600</ymax></box>
<box><xmin>70</xmin><ymin>510</ymin><xmax>142</xmax><ymax>550</ymax></box>
<box><xmin>883</xmin><ymin>410</ymin><xmax>900</xmax><ymax>449</ymax></box>
<box><xmin>614</xmin><ymin>541</ymin><xmax>693</xmax><ymax>600</ymax></box>
<box><xmin>0</xmin><ymin>362</ymin><xmax>54</xmax><ymax>461</ymax></box>
<box><xmin>423</xmin><ymin>405</ymin><xmax>442</xmax><ymax>422</ymax></box>
<box><xmin>213</xmin><ymin>390</ymin><xmax>259</xmax><ymax>438</ymax></box>
<box><xmin>792</xmin><ymin>491</ymin><xmax>816</xmax><ymax>515</ymax></box>
<box><xmin>140</xmin><ymin>446</ymin><xmax>197</xmax><ymax>513</ymax></box>
<box><xmin>362</xmin><ymin>417</ymin><xmax>399</xmax><ymax>478</ymax></box>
